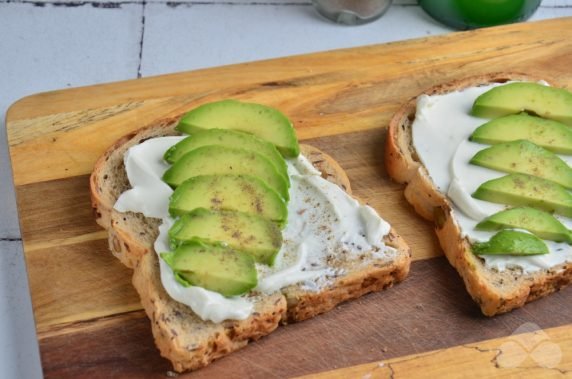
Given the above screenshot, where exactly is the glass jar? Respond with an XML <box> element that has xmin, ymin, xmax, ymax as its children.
<box><xmin>312</xmin><ymin>0</ymin><xmax>393</xmax><ymax>25</ymax></box>
<box><xmin>419</xmin><ymin>0</ymin><xmax>541</xmax><ymax>30</ymax></box>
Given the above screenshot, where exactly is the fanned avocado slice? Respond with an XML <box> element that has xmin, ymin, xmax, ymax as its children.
<box><xmin>470</xmin><ymin>140</ymin><xmax>572</xmax><ymax>189</ymax></box>
<box><xmin>162</xmin><ymin>145</ymin><xmax>289</xmax><ymax>201</ymax></box>
<box><xmin>472</xmin><ymin>230</ymin><xmax>548</xmax><ymax>256</ymax></box>
<box><xmin>169</xmin><ymin>174</ymin><xmax>287</xmax><ymax>226</ymax></box>
<box><xmin>472</xmin><ymin>82</ymin><xmax>572</xmax><ymax>126</ymax></box>
<box><xmin>168</xmin><ymin>208</ymin><xmax>283</xmax><ymax>266</ymax></box>
<box><xmin>176</xmin><ymin>99</ymin><xmax>300</xmax><ymax>157</ymax></box>
<box><xmin>470</xmin><ymin>113</ymin><xmax>572</xmax><ymax>154</ymax></box>
<box><xmin>164</xmin><ymin>129</ymin><xmax>288</xmax><ymax>182</ymax></box>
<box><xmin>161</xmin><ymin>242</ymin><xmax>257</xmax><ymax>297</ymax></box>
<box><xmin>472</xmin><ymin>173</ymin><xmax>572</xmax><ymax>218</ymax></box>
<box><xmin>476</xmin><ymin>207</ymin><xmax>572</xmax><ymax>244</ymax></box>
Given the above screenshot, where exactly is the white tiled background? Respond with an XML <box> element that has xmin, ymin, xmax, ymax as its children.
<box><xmin>2</xmin><ymin>1</ymin><xmax>572</xmax><ymax>377</ymax></box>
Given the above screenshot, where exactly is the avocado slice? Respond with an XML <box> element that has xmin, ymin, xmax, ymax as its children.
<box><xmin>472</xmin><ymin>82</ymin><xmax>572</xmax><ymax>126</ymax></box>
<box><xmin>161</xmin><ymin>242</ymin><xmax>257</xmax><ymax>297</ymax></box>
<box><xmin>476</xmin><ymin>207</ymin><xmax>572</xmax><ymax>244</ymax></box>
<box><xmin>168</xmin><ymin>208</ymin><xmax>283</xmax><ymax>266</ymax></box>
<box><xmin>470</xmin><ymin>113</ymin><xmax>572</xmax><ymax>154</ymax></box>
<box><xmin>469</xmin><ymin>140</ymin><xmax>572</xmax><ymax>189</ymax></box>
<box><xmin>162</xmin><ymin>145</ymin><xmax>289</xmax><ymax>201</ymax></box>
<box><xmin>472</xmin><ymin>230</ymin><xmax>549</xmax><ymax>256</ymax></box>
<box><xmin>169</xmin><ymin>174</ymin><xmax>287</xmax><ymax>226</ymax></box>
<box><xmin>164</xmin><ymin>129</ymin><xmax>288</xmax><ymax>182</ymax></box>
<box><xmin>472</xmin><ymin>173</ymin><xmax>572</xmax><ymax>217</ymax></box>
<box><xmin>177</xmin><ymin>100</ymin><xmax>300</xmax><ymax>157</ymax></box>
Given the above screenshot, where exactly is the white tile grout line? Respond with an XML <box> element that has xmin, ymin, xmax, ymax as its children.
<box><xmin>137</xmin><ymin>0</ymin><xmax>146</xmax><ymax>78</ymax></box>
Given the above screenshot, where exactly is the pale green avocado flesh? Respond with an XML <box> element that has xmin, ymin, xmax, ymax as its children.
<box><xmin>470</xmin><ymin>140</ymin><xmax>572</xmax><ymax>189</ymax></box>
<box><xmin>164</xmin><ymin>128</ymin><xmax>288</xmax><ymax>182</ymax></box>
<box><xmin>476</xmin><ymin>207</ymin><xmax>572</xmax><ymax>244</ymax></box>
<box><xmin>168</xmin><ymin>208</ymin><xmax>283</xmax><ymax>266</ymax></box>
<box><xmin>162</xmin><ymin>145</ymin><xmax>289</xmax><ymax>201</ymax></box>
<box><xmin>471</xmin><ymin>82</ymin><xmax>572</xmax><ymax>126</ymax></box>
<box><xmin>161</xmin><ymin>242</ymin><xmax>257</xmax><ymax>297</ymax></box>
<box><xmin>467</xmin><ymin>84</ymin><xmax>572</xmax><ymax>255</ymax></box>
<box><xmin>176</xmin><ymin>99</ymin><xmax>300</xmax><ymax>157</ymax></box>
<box><xmin>472</xmin><ymin>173</ymin><xmax>572</xmax><ymax>218</ymax></box>
<box><xmin>160</xmin><ymin>100</ymin><xmax>301</xmax><ymax>297</ymax></box>
<box><xmin>470</xmin><ymin>113</ymin><xmax>572</xmax><ymax>154</ymax></box>
<box><xmin>472</xmin><ymin>230</ymin><xmax>549</xmax><ymax>256</ymax></box>
<box><xmin>169</xmin><ymin>174</ymin><xmax>287</xmax><ymax>226</ymax></box>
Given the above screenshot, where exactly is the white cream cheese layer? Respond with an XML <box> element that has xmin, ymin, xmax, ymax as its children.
<box><xmin>115</xmin><ymin>136</ymin><xmax>185</xmax><ymax>218</ymax></box>
<box><xmin>412</xmin><ymin>83</ymin><xmax>572</xmax><ymax>273</ymax></box>
<box><xmin>116</xmin><ymin>136</ymin><xmax>253</xmax><ymax>322</ymax></box>
<box><xmin>114</xmin><ymin>136</ymin><xmax>392</xmax><ymax>322</ymax></box>
<box><xmin>256</xmin><ymin>160</ymin><xmax>392</xmax><ymax>293</ymax></box>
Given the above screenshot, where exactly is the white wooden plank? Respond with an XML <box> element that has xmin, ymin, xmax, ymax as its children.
<box><xmin>140</xmin><ymin>3</ymin><xmax>451</xmax><ymax>76</ymax></box>
<box><xmin>0</xmin><ymin>241</ymin><xmax>42</xmax><ymax>379</ymax></box>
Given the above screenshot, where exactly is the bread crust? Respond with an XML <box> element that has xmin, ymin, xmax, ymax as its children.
<box><xmin>385</xmin><ymin>72</ymin><xmax>572</xmax><ymax>316</ymax></box>
<box><xmin>90</xmin><ymin>117</ymin><xmax>180</xmax><ymax>236</ymax></box>
<box><xmin>90</xmin><ymin>120</ymin><xmax>411</xmax><ymax>371</ymax></box>
<box><xmin>132</xmin><ymin>249</ymin><xmax>287</xmax><ymax>372</ymax></box>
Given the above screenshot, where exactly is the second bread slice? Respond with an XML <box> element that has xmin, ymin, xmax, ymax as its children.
<box><xmin>385</xmin><ymin>73</ymin><xmax>572</xmax><ymax>316</ymax></box>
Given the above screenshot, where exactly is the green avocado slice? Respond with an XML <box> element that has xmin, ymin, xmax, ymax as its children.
<box><xmin>469</xmin><ymin>113</ymin><xmax>572</xmax><ymax>154</ymax></box>
<box><xmin>162</xmin><ymin>145</ymin><xmax>289</xmax><ymax>201</ymax></box>
<box><xmin>471</xmin><ymin>82</ymin><xmax>572</xmax><ymax>126</ymax></box>
<box><xmin>169</xmin><ymin>174</ymin><xmax>287</xmax><ymax>226</ymax></box>
<box><xmin>476</xmin><ymin>207</ymin><xmax>572</xmax><ymax>244</ymax></box>
<box><xmin>161</xmin><ymin>242</ymin><xmax>257</xmax><ymax>297</ymax></box>
<box><xmin>472</xmin><ymin>173</ymin><xmax>572</xmax><ymax>218</ymax></box>
<box><xmin>168</xmin><ymin>208</ymin><xmax>283</xmax><ymax>266</ymax></box>
<box><xmin>469</xmin><ymin>140</ymin><xmax>572</xmax><ymax>189</ymax></box>
<box><xmin>164</xmin><ymin>129</ymin><xmax>288</xmax><ymax>183</ymax></box>
<box><xmin>176</xmin><ymin>100</ymin><xmax>300</xmax><ymax>157</ymax></box>
<box><xmin>472</xmin><ymin>230</ymin><xmax>549</xmax><ymax>256</ymax></box>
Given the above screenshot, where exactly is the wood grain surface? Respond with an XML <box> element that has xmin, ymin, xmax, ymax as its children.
<box><xmin>38</xmin><ymin>258</ymin><xmax>572</xmax><ymax>378</ymax></box>
<box><xmin>6</xmin><ymin>17</ymin><xmax>572</xmax><ymax>378</ymax></box>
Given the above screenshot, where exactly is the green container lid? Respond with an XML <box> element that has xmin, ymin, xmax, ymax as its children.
<box><xmin>419</xmin><ymin>0</ymin><xmax>541</xmax><ymax>30</ymax></box>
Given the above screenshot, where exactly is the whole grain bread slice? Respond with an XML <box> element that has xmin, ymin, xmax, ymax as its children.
<box><xmin>385</xmin><ymin>72</ymin><xmax>572</xmax><ymax>316</ymax></box>
<box><xmin>90</xmin><ymin>118</ymin><xmax>411</xmax><ymax>371</ymax></box>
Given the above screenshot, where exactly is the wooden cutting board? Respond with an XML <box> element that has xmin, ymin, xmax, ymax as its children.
<box><xmin>7</xmin><ymin>17</ymin><xmax>572</xmax><ymax>378</ymax></box>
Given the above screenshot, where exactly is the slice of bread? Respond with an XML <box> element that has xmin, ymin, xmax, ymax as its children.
<box><xmin>385</xmin><ymin>72</ymin><xmax>572</xmax><ymax>316</ymax></box>
<box><xmin>90</xmin><ymin>117</ymin><xmax>411</xmax><ymax>372</ymax></box>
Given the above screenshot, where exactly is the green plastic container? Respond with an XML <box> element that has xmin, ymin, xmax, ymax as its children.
<box><xmin>419</xmin><ymin>0</ymin><xmax>541</xmax><ymax>30</ymax></box>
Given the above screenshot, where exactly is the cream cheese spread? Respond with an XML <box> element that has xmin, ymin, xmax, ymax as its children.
<box><xmin>412</xmin><ymin>83</ymin><xmax>572</xmax><ymax>273</ymax></box>
<box><xmin>114</xmin><ymin>136</ymin><xmax>393</xmax><ymax>322</ymax></box>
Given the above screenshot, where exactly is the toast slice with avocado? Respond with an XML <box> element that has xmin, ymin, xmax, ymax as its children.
<box><xmin>90</xmin><ymin>104</ymin><xmax>411</xmax><ymax>372</ymax></box>
<box><xmin>385</xmin><ymin>73</ymin><xmax>572</xmax><ymax>316</ymax></box>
